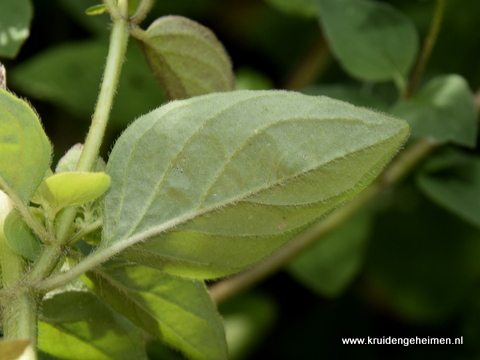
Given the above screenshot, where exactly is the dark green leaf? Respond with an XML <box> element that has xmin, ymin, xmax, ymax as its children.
<box><xmin>3</xmin><ymin>206</ymin><xmax>41</xmax><ymax>261</ymax></box>
<box><xmin>235</xmin><ymin>68</ymin><xmax>274</xmax><ymax>91</ymax></box>
<box><xmin>287</xmin><ymin>210</ymin><xmax>373</xmax><ymax>297</ymax></box>
<box><xmin>219</xmin><ymin>293</ymin><xmax>277</xmax><ymax>360</ymax></box>
<box><xmin>135</xmin><ymin>15</ymin><xmax>234</xmax><ymax>99</ymax></box>
<box><xmin>366</xmin><ymin>184</ymin><xmax>480</xmax><ymax>324</ymax></box>
<box><xmin>0</xmin><ymin>0</ymin><xmax>32</xmax><ymax>58</ymax></box>
<box><xmin>264</xmin><ymin>0</ymin><xmax>317</xmax><ymax>18</ymax></box>
<box><xmin>9</xmin><ymin>40</ymin><xmax>166</xmax><ymax>128</ymax></box>
<box><xmin>85</xmin><ymin>263</ymin><xmax>227</xmax><ymax>360</ymax></box>
<box><xmin>416</xmin><ymin>148</ymin><xmax>480</xmax><ymax>228</ymax></box>
<box><xmin>38</xmin><ymin>291</ymin><xmax>147</xmax><ymax>360</ymax></box>
<box><xmin>103</xmin><ymin>90</ymin><xmax>409</xmax><ymax>279</ymax></box>
<box><xmin>0</xmin><ymin>88</ymin><xmax>52</xmax><ymax>203</ymax></box>
<box><xmin>316</xmin><ymin>0</ymin><xmax>418</xmax><ymax>85</ymax></box>
<box><xmin>304</xmin><ymin>84</ymin><xmax>389</xmax><ymax>111</ymax></box>
<box><xmin>391</xmin><ymin>74</ymin><xmax>477</xmax><ymax>147</ymax></box>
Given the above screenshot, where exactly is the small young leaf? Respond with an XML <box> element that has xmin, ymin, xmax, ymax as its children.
<box><xmin>287</xmin><ymin>211</ymin><xmax>373</xmax><ymax>297</ymax></box>
<box><xmin>39</xmin><ymin>291</ymin><xmax>147</xmax><ymax>360</ymax></box>
<box><xmin>85</xmin><ymin>4</ymin><xmax>107</xmax><ymax>15</ymax></box>
<box><xmin>416</xmin><ymin>148</ymin><xmax>480</xmax><ymax>228</ymax></box>
<box><xmin>135</xmin><ymin>15</ymin><xmax>234</xmax><ymax>99</ymax></box>
<box><xmin>55</xmin><ymin>144</ymin><xmax>105</xmax><ymax>173</ymax></box>
<box><xmin>38</xmin><ymin>172</ymin><xmax>110</xmax><ymax>213</ymax></box>
<box><xmin>392</xmin><ymin>74</ymin><xmax>477</xmax><ymax>147</ymax></box>
<box><xmin>85</xmin><ymin>263</ymin><xmax>228</xmax><ymax>360</ymax></box>
<box><xmin>0</xmin><ymin>88</ymin><xmax>52</xmax><ymax>203</ymax></box>
<box><xmin>3</xmin><ymin>210</ymin><xmax>41</xmax><ymax>261</ymax></box>
<box><xmin>0</xmin><ymin>340</ymin><xmax>31</xmax><ymax>360</ymax></box>
<box><xmin>316</xmin><ymin>0</ymin><xmax>418</xmax><ymax>85</ymax></box>
<box><xmin>104</xmin><ymin>90</ymin><xmax>409</xmax><ymax>279</ymax></box>
<box><xmin>0</xmin><ymin>0</ymin><xmax>32</xmax><ymax>58</ymax></box>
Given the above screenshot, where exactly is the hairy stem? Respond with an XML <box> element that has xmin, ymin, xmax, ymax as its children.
<box><xmin>404</xmin><ymin>0</ymin><xmax>445</xmax><ymax>98</ymax></box>
<box><xmin>0</xmin><ymin>179</ymin><xmax>50</xmax><ymax>242</ymax></box>
<box><xmin>27</xmin><ymin>7</ymin><xmax>130</xmax><ymax>286</ymax></box>
<box><xmin>209</xmin><ymin>138</ymin><xmax>438</xmax><ymax>304</ymax></box>
<box><xmin>131</xmin><ymin>0</ymin><xmax>154</xmax><ymax>24</ymax></box>
<box><xmin>1</xmin><ymin>232</ymin><xmax>38</xmax><ymax>356</ymax></box>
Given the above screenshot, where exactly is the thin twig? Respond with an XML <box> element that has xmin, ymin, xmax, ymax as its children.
<box><xmin>404</xmin><ymin>0</ymin><xmax>445</xmax><ymax>98</ymax></box>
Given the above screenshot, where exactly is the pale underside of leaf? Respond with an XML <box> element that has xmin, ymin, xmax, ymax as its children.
<box><xmin>104</xmin><ymin>91</ymin><xmax>409</xmax><ymax>278</ymax></box>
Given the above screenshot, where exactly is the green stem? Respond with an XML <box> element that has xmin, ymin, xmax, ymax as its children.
<box><xmin>26</xmin><ymin>244</ymin><xmax>63</xmax><ymax>285</ymax></box>
<box><xmin>209</xmin><ymin>138</ymin><xmax>439</xmax><ymax>304</ymax></box>
<box><xmin>404</xmin><ymin>0</ymin><xmax>445</xmax><ymax>98</ymax></box>
<box><xmin>0</xmin><ymin>179</ymin><xmax>50</xmax><ymax>242</ymax></box>
<box><xmin>1</xmin><ymin>232</ymin><xmax>38</xmax><ymax>357</ymax></box>
<box><xmin>54</xmin><ymin>10</ymin><xmax>130</xmax><ymax>245</ymax></box>
<box><xmin>27</xmin><ymin>6</ymin><xmax>130</xmax><ymax>287</ymax></box>
<box><xmin>68</xmin><ymin>219</ymin><xmax>103</xmax><ymax>246</ymax></box>
<box><xmin>131</xmin><ymin>0</ymin><xmax>154</xmax><ymax>25</ymax></box>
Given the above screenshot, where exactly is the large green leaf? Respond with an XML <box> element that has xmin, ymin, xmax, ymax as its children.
<box><xmin>38</xmin><ymin>291</ymin><xmax>147</xmax><ymax>360</ymax></box>
<box><xmin>391</xmin><ymin>74</ymin><xmax>477</xmax><ymax>148</ymax></box>
<box><xmin>85</xmin><ymin>263</ymin><xmax>227</xmax><ymax>360</ymax></box>
<box><xmin>287</xmin><ymin>210</ymin><xmax>373</xmax><ymax>297</ymax></box>
<box><xmin>135</xmin><ymin>15</ymin><xmax>234</xmax><ymax>99</ymax></box>
<box><xmin>103</xmin><ymin>90</ymin><xmax>409</xmax><ymax>279</ymax></box>
<box><xmin>316</xmin><ymin>0</ymin><xmax>418</xmax><ymax>85</ymax></box>
<box><xmin>9</xmin><ymin>40</ymin><xmax>166</xmax><ymax>128</ymax></box>
<box><xmin>0</xmin><ymin>0</ymin><xmax>32</xmax><ymax>58</ymax></box>
<box><xmin>416</xmin><ymin>148</ymin><xmax>480</xmax><ymax>228</ymax></box>
<box><xmin>0</xmin><ymin>88</ymin><xmax>51</xmax><ymax>203</ymax></box>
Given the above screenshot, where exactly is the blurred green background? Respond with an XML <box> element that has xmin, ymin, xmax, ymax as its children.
<box><xmin>2</xmin><ymin>0</ymin><xmax>480</xmax><ymax>359</ymax></box>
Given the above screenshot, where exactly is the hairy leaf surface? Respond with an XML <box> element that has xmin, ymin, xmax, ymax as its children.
<box><xmin>85</xmin><ymin>263</ymin><xmax>227</xmax><ymax>360</ymax></box>
<box><xmin>136</xmin><ymin>15</ymin><xmax>234</xmax><ymax>99</ymax></box>
<box><xmin>317</xmin><ymin>0</ymin><xmax>418</xmax><ymax>84</ymax></box>
<box><xmin>104</xmin><ymin>90</ymin><xmax>409</xmax><ymax>278</ymax></box>
<box><xmin>38</xmin><ymin>291</ymin><xmax>147</xmax><ymax>360</ymax></box>
<box><xmin>0</xmin><ymin>88</ymin><xmax>51</xmax><ymax>203</ymax></box>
